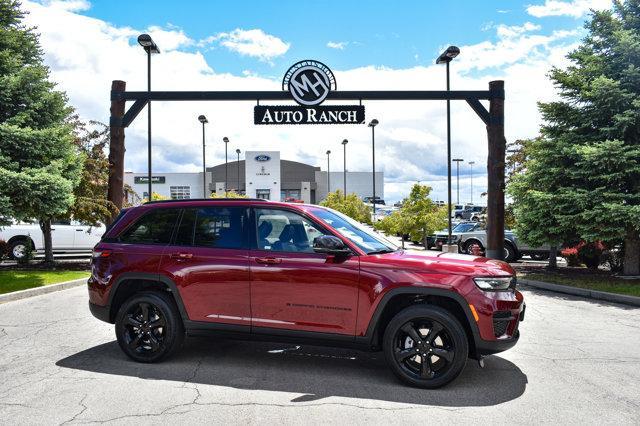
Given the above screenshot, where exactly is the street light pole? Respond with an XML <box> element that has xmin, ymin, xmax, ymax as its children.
<box><xmin>341</xmin><ymin>139</ymin><xmax>348</xmax><ymax>199</ymax></box>
<box><xmin>236</xmin><ymin>148</ymin><xmax>241</xmax><ymax>194</ymax></box>
<box><xmin>453</xmin><ymin>158</ymin><xmax>464</xmax><ymax>205</ymax></box>
<box><xmin>436</xmin><ymin>45</ymin><xmax>460</xmax><ymax>247</ymax></box>
<box><xmin>368</xmin><ymin>119</ymin><xmax>379</xmax><ymax>217</ymax></box>
<box><xmin>137</xmin><ymin>34</ymin><xmax>160</xmax><ymax>201</ymax></box>
<box><xmin>223</xmin><ymin>137</ymin><xmax>229</xmax><ymax>196</ymax></box>
<box><xmin>469</xmin><ymin>161</ymin><xmax>476</xmax><ymax>204</ymax></box>
<box><xmin>326</xmin><ymin>150</ymin><xmax>331</xmax><ymax>196</ymax></box>
<box><xmin>198</xmin><ymin>115</ymin><xmax>208</xmax><ymax>198</ymax></box>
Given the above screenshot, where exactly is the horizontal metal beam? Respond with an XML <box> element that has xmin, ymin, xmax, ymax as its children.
<box><xmin>111</xmin><ymin>90</ymin><xmax>498</xmax><ymax>102</ymax></box>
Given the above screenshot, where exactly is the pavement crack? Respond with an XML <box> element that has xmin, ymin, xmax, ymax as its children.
<box><xmin>59</xmin><ymin>394</ymin><xmax>88</xmax><ymax>425</ymax></box>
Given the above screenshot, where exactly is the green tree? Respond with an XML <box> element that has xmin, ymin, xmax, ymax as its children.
<box><xmin>66</xmin><ymin>118</ymin><xmax>116</xmax><ymax>225</ymax></box>
<box><xmin>375</xmin><ymin>184</ymin><xmax>447</xmax><ymax>245</ymax></box>
<box><xmin>509</xmin><ymin>1</ymin><xmax>640</xmax><ymax>274</ymax></box>
<box><xmin>0</xmin><ymin>0</ymin><xmax>81</xmax><ymax>263</ymax></box>
<box><xmin>321</xmin><ymin>190</ymin><xmax>372</xmax><ymax>224</ymax></box>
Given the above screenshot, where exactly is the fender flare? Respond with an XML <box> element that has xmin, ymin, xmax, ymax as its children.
<box><xmin>108</xmin><ymin>272</ymin><xmax>189</xmax><ymax>323</ymax></box>
<box><xmin>359</xmin><ymin>287</ymin><xmax>482</xmax><ymax>348</ymax></box>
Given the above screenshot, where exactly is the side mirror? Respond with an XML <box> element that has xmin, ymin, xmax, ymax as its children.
<box><xmin>313</xmin><ymin>235</ymin><xmax>351</xmax><ymax>255</ymax></box>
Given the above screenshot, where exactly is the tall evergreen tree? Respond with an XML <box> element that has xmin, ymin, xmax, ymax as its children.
<box><xmin>0</xmin><ymin>0</ymin><xmax>82</xmax><ymax>263</ymax></box>
<box><xmin>509</xmin><ymin>0</ymin><xmax>640</xmax><ymax>275</ymax></box>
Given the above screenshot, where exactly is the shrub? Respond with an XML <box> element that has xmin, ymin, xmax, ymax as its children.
<box><xmin>560</xmin><ymin>245</ymin><xmax>581</xmax><ymax>267</ymax></box>
<box><xmin>561</xmin><ymin>241</ymin><xmax>606</xmax><ymax>269</ymax></box>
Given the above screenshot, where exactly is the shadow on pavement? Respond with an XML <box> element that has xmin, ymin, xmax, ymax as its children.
<box><xmin>57</xmin><ymin>337</ymin><xmax>527</xmax><ymax>407</ymax></box>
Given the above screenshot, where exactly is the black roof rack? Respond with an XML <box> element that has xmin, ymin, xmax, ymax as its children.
<box><xmin>144</xmin><ymin>198</ymin><xmax>266</xmax><ymax>205</ymax></box>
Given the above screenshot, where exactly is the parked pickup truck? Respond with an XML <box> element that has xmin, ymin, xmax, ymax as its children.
<box><xmin>0</xmin><ymin>220</ymin><xmax>105</xmax><ymax>260</ymax></box>
<box><xmin>425</xmin><ymin>221</ymin><xmax>550</xmax><ymax>262</ymax></box>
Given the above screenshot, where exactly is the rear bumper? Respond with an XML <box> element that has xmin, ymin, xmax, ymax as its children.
<box><xmin>89</xmin><ymin>301</ymin><xmax>111</xmax><ymax>323</ymax></box>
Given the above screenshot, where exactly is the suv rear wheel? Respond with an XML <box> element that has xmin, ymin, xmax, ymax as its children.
<box><xmin>383</xmin><ymin>305</ymin><xmax>468</xmax><ymax>388</ymax></box>
<box><xmin>9</xmin><ymin>239</ymin><xmax>30</xmax><ymax>260</ymax></box>
<box><xmin>115</xmin><ymin>291</ymin><xmax>184</xmax><ymax>363</ymax></box>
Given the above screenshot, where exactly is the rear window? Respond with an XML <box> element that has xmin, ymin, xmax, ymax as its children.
<box><xmin>118</xmin><ymin>208</ymin><xmax>180</xmax><ymax>245</ymax></box>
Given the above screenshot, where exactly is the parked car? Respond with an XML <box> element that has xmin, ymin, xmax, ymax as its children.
<box><xmin>0</xmin><ymin>220</ymin><xmax>105</xmax><ymax>260</ymax></box>
<box><xmin>363</xmin><ymin>196</ymin><xmax>386</xmax><ymax>206</ymax></box>
<box><xmin>89</xmin><ymin>198</ymin><xmax>524</xmax><ymax>388</ymax></box>
<box><xmin>425</xmin><ymin>221</ymin><xmax>550</xmax><ymax>262</ymax></box>
<box><xmin>455</xmin><ymin>206</ymin><xmax>484</xmax><ymax>221</ymax></box>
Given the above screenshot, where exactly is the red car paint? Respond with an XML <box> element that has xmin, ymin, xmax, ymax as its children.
<box><xmin>88</xmin><ymin>199</ymin><xmax>523</xmax><ymax>355</ymax></box>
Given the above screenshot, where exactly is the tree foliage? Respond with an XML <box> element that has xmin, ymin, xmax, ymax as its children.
<box><xmin>66</xmin><ymin>118</ymin><xmax>116</xmax><ymax>225</ymax></box>
<box><xmin>320</xmin><ymin>190</ymin><xmax>372</xmax><ymax>224</ymax></box>
<box><xmin>375</xmin><ymin>184</ymin><xmax>448</xmax><ymax>243</ymax></box>
<box><xmin>0</xmin><ymin>0</ymin><xmax>81</xmax><ymax>262</ymax></box>
<box><xmin>508</xmin><ymin>1</ymin><xmax>640</xmax><ymax>274</ymax></box>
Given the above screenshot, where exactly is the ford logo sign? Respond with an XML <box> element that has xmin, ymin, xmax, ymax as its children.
<box><xmin>255</xmin><ymin>155</ymin><xmax>271</xmax><ymax>162</ymax></box>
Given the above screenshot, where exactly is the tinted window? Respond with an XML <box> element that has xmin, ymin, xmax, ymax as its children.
<box><xmin>119</xmin><ymin>209</ymin><xmax>180</xmax><ymax>244</ymax></box>
<box><xmin>174</xmin><ymin>207</ymin><xmax>246</xmax><ymax>249</ymax></box>
<box><xmin>255</xmin><ymin>208</ymin><xmax>327</xmax><ymax>253</ymax></box>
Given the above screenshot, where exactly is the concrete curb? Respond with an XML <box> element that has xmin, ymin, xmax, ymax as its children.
<box><xmin>0</xmin><ymin>278</ymin><xmax>87</xmax><ymax>304</ymax></box>
<box><xmin>519</xmin><ymin>278</ymin><xmax>640</xmax><ymax>308</ymax></box>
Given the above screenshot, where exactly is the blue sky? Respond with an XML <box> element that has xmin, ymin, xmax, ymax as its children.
<box><xmin>23</xmin><ymin>0</ymin><xmax>612</xmax><ymax>203</ymax></box>
<box><xmin>82</xmin><ymin>0</ymin><xmax>585</xmax><ymax>75</ymax></box>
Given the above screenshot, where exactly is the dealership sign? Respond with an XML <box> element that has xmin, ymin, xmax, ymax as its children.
<box><xmin>254</xmin><ymin>60</ymin><xmax>365</xmax><ymax>125</ymax></box>
<box><xmin>254</xmin><ymin>155</ymin><xmax>271</xmax><ymax>162</ymax></box>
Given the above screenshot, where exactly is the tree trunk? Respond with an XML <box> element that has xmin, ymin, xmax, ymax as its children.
<box><xmin>39</xmin><ymin>218</ymin><xmax>54</xmax><ymax>265</ymax></box>
<box><xmin>548</xmin><ymin>245</ymin><xmax>558</xmax><ymax>270</ymax></box>
<box><xmin>623</xmin><ymin>228</ymin><xmax>640</xmax><ymax>276</ymax></box>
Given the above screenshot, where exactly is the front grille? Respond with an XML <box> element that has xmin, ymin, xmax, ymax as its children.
<box><xmin>492</xmin><ymin>311</ymin><xmax>513</xmax><ymax>337</ymax></box>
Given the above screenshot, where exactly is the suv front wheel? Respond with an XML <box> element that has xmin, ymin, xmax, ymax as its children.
<box><xmin>383</xmin><ymin>305</ymin><xmax>468</xmax><ymax>388</ymax></box>
<box><xmin>115</xmin><ymin>291</ymin><xmax>185</xmax><ymax>363</ymax></box>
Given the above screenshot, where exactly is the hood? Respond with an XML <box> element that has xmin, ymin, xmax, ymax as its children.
<box><xmin>366</xmin><ymin>249</ymin><xmax>514</xmax><ymax>277</ymax></box>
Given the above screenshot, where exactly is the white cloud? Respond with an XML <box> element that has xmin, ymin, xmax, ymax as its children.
<box><xmin>327</xmin><ymin>41</ymin><xmax>348</xmax><ymax>50</ymax></box>
<box><xmin>526</xmin><ymin>0</ymin><xmax>612</xmax><ymax>18</ymax></box>
<box><xmin>43</xmin><ymin>0</ymin><xmax>90</xmax><ymax>12</ymax></box>
<box><xmin>496</xmin><ymin>22</ymin><xmax>541</xmax><ymax>39</ymax></box>
<box><xmin>215</xmin><ymin>29</ymin><xmax>290</xmax><ymax>61</ymax></box>
<box><xmin>21</xmin><ymin>1</ymin><xmax>582</xmax><ymax>204</ymax></box>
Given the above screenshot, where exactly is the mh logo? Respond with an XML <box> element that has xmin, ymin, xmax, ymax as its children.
<box><xmin>283</xmin><ymin>60</ymin><xmax>336</xmax><ymax>107</ymax></box>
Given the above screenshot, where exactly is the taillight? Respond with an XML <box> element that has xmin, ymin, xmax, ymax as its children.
<box><xmin>92</xmin><ymin>250</ymin><xmax>111</xmax><ymax>258</ymax></box>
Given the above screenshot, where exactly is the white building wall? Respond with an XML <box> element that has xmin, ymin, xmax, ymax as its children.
<box><xmin>124</xmin><ymin>172</ymin><xmax>204</xmax><ymax>203</ymax></box>
<box><xmin>315</xmin><ymin>171</ymin><xmax>383</xmax><ymax>202</ymax></box>
<box><xmin>245</xmin><ymin>151</ymin><xmax>281</xmax><ymax>201</ymax></box>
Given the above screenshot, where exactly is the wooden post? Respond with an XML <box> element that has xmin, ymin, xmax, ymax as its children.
<box><xmin>486</xmin><ymin>80</ymin><xmax>505</xmax><ymax>260</ymax></box>
<box><xmin>108</xmin><ymin>80</ymin><xmax>126</xmax><ymax>221</ymax></box>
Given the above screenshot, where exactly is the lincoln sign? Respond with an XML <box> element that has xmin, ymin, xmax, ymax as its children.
<box><xmin>254</xmin><ymin>60</ymin><xmax>365</xmax><ymax>125</ymax></box>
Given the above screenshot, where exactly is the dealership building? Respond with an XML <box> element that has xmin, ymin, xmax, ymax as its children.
<box><xmin>124</xmin><ymin>151</ymin><xmax>383</xmax><ymax>205</ymax></box>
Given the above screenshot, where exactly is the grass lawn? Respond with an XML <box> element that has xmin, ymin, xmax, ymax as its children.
<box><xmin>519</xmin><ymin>270</ymin><xmax>640</xmax><ymax>297</ymax></box>
<box><xmin>0</xmin><ymin>270</ymin><xmax>89</xmax><ymax>295</ymax></box>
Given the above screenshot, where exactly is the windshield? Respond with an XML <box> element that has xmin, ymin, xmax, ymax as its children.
<box><xmin>453</xmin><ymin>222</ymin><xmax>479</xmax><ymax>233</ymax></box>
<box><xmin>310</xmin><ymin>207</ymin><xmax>398</xmax><ymax>254</ymax></box>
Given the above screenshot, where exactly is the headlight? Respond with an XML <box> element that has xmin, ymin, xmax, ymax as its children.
<box><xmin>474</xmin><ymin>276</ymin><xmax>516</xmax><ymax>291</ymax></box>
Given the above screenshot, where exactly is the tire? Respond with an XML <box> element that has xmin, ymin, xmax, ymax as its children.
<box><xmin>115</xmin><ymin>291</ymin><xmax>185</xmax><ymax>363</ymax></box>
<box><xmin>9</xmin><ymin>239</ymin><xmax>30</xmax><ymax>260</ymax></box>
<box><xmin>463</xmin><ymin>240</ymin><xmax>484</xmax><ymax>256</ymax></box>
<box><xmin>383</xmin><ymin>305</ymin><xmax>468</xmax><ymax>388</ymax></box>
<box><xmin>503</xmin><ymin>243</ymin><xmax>517</xmax><ymax>263</ymax></box>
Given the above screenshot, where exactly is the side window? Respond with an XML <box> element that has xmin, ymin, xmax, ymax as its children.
<box><xmin>255</xmin><ymin>208</ymin><xmax>327</xmax><ymax>253</ymax></box>
<box><xmin>174</xmin><ymin>207</ymin><xmax>246</xmax><ymax>249</ymax></box>
<box><xmin>119</xmin><ymin>209</ymin><xmax>180</xmax><ymax>245</ymax></box>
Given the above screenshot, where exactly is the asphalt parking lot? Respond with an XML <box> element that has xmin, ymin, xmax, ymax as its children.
<box><xmin>0</xmin><ymin>285</ymin><xmax>638</xmax><ymax>425</ymax></box>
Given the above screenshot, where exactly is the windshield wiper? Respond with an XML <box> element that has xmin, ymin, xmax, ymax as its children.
<box><xmin>367</xmin><ymin>249</ymin><xmax>396</xmax><ymax>255</ymax></box>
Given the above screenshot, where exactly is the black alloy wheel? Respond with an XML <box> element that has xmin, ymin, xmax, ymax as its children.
<box><xmin>115</xmin><ymin>292</ymin><xmax>184</xmax><ymax>363</ymax></box>
<box><xmin>383</xmin><ymin>305</ymin><xmax>468</xmax><ymax>388</ymax></box>
<box><xmin>503</xmin><ymin>243</ymin><xmax>518</xmax><ymax>263</ymax></box>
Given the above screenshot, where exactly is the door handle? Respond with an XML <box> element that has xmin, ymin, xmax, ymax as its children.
<box><xmin>76</xmin><ymin>229</ymin><xmax>84</xmax><ymax>231</ymax></box>
<box><xmin>170</xmin><ymin>252</ymin><xmax>193</xmax><ymax>260</ymax></box>
<box><xmin>255</xmin><ymin>257</ymin><xmax>281</xmax><ymax>265</ymax></box>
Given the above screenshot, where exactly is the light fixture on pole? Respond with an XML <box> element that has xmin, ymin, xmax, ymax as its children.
<box><xmin>436</xmin><ymin>45</ymin><xmax>460</xmax><ymax>247</ymax></box>
<box><xmin>469</xmin><ymin>161</ymin><xmax>476</xmax><ymax>204</ymax></box>
<box><xmin>368</xmin><ymin>119</ymin><xmax>379</xmax><ymax>217</ymax></box>
<box><xmin>137</xmin><ymin>34</ymin><xmax>160</xmax><ymax>201</ymax></box>
<box><xmin>326</xmin><ymin>150</ymin><xmax>331</xmax><ymax>196</ymax></box>
<box><xmin>341</xmin><ymin>139</ymin><xmax>348</xmax><ymax>199</ymax></box>
<box><xmin>452</xmin><ymin>158</ymin><xmax>464</xmax><ymax>205</ymax></box>
<box><xmin>236</xmin><ymin>148</ymin><xmax>241</xmax><ymax>194</ymax></box>
<box><xmin>222</xmin><ymin>137</ymin><xmax>229</xmax><ymax>196</ymax></box>
<box><xmin>198</xmin><ymin>115</ymin><xmax>208</xmax><ymax>198</ymax></box>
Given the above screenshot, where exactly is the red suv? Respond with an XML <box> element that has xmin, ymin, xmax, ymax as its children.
<box><xmin>89</xmin><ymin>199</ymin><xmax>524</xmax><ymax>388</ymax></box>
